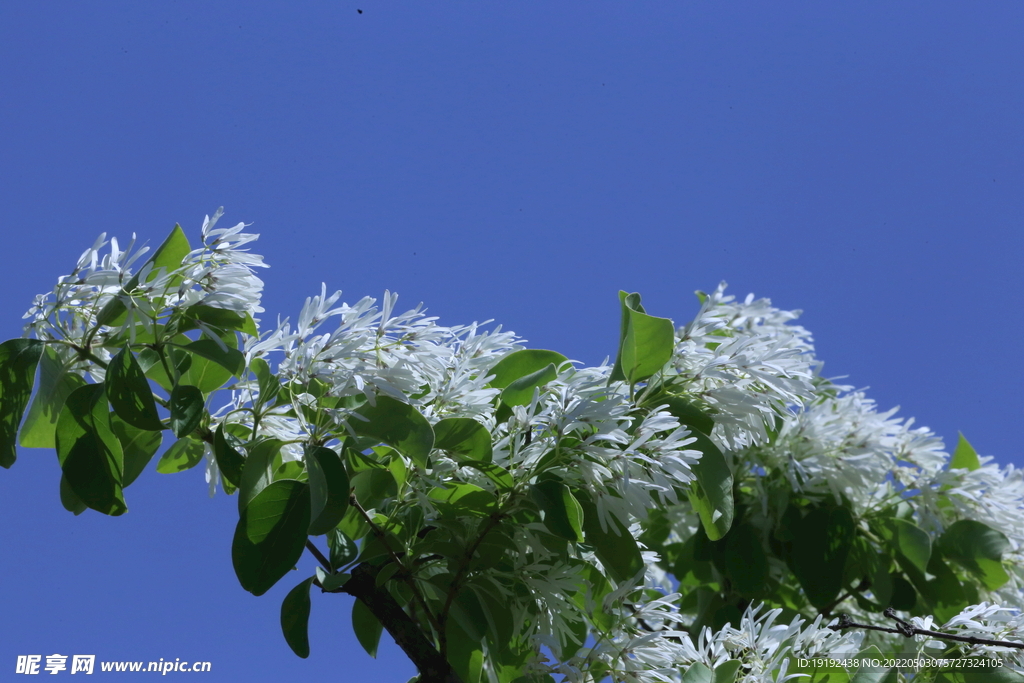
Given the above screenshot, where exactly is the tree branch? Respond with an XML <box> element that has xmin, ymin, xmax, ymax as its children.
<box><xmin>830</xmin><ymin>608</ymin><xmax>1024</xmax><ymax>650</ymax></box>
<box><xmin>342</xmin><ymin>562</ymin><xmax>463</xmax><ymax>683</ymax></box>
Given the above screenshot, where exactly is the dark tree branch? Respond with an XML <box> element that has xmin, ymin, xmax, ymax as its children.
<box><xmin>342</xmin><ymin>562</ymin><xmax>463</xmax><ymax>683</ymax></box>
<box><xmin>830</xmin><ymin>608</ymin><xmax>1024</xmax><ymax>650</ymax></box>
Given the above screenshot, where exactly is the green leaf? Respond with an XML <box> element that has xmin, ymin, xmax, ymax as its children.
<box><xmin>950</xmin><ymin>433</ymin><xmax>981</xmax><ymax>471</ymax></box>
<box><xmin>447</xmin><ymin>618</ymin><xmax>484</xmax><ymax>683</ymax></box>
<box><xmin>501</xmin><ymin>363</ymin><xmax>558</xmax><ymax>407</ymax></box>
<box><xmin>96</xmin><ymin>224</ymin><xmax>191</xmax><ymax>327</ymax></box>
<box><xmin>350</xmin><ymin>395</ymin><xmax>434</xmax><ymax>468</ymax></box>
<box><xmin>55</xmin><ymin>383</ymin><xmax>126</xmax><ymax>516</ymax></box>
<box><xmin>433</xmin><ymin>417</ymin><xmax>492</xmax><ymax>463</ymax></box>
<box><xmin>251</xmin><ymin>357</ymin><xmax>280</xmax><ymax>405</ymax></box>
<box><xmin>429</xmin><ymin>482</ymin><xmax>497</xmax><ymax>517</ymax></box>
<box><xmin>280</xmin><ymin>577</ymin><xmax>315</xmax><ymax>658</ymax></box>
<box><xmin>716</xmin><ymin>522</ymin><xmax>769</xmax><ymax>597</ymax></box>
<box><xmin>138</xmin><ymin>344</ymin><xmax>192</xmax><ymax>392</ymax></box>
<box><xmin>181</xmin><ymin>305</ymin><xmax>252</xmax><ymax>336</ymax></box>
<box><xmin>307</xmin><ymin>446</ymin><xmax>350</xmax><ymax>535</ymax></box>
<box><xmin>352</xmin><ymin>598</ymin><xmax>383</xmax><ymax>658</ymax></box>
<box><xmin>938</xmin><ymin>519</ymin><xmax>1010</xmax><ymax>590</ymax></box>
<box><xmin>0</xmin><ymin>339</ymin><xmax>44</xmax><ymax>467</ymax></box>
<box><xmin>900</xmin><ymin>553</ymin><xmax>968</xmax><ymax>623</ymax></box>
<box><xmin>351</xmin><ymin>468</ymin><xmax>397</xmax><ymax>510</ymax></box>
<box><xmin>327</xmin><ymin>528</ymin><xmax>359</xmax><ymax>571</ymax></box>
<box><xmin>488</xmin><ymin>349</ymin><xmax>568</xmax><ymax>389</ymax></box>
<box><xmin>183</xmin><ymin>339</ymin><xmax>245</xmax><ymax>377</ymax></box>
<box><xmin>19</xmin><ymin>346</ymin><xmax>86</xmax><ymax>449</ymax></box>
<box><xmin>713</xmin><ymin>661</ymin><xmax>742</xmax><ymax>683</ymax></box>
<box><xmin>106</xmin><ymin>346</ymin><xmax>163</xmax><ymax>431</ymax></box>
<box><xmin>578</xmin><ymin>495</ymin><xmax>643</xmax><ymax>583</ymax></box>
<box><xmin>787</xmin><ymin>504</ymin><xmax>856</xmax><ymax>609</ymax></box>
<box><xmin>686</xmin><ymin>431</ymin><xmax>734</xmax><ymax>540</ymax></box>
<box><xmin>656</xmin><ymin>394</ymin><xmax>714</xmax><ymax>436</ymax></box>
<box><xmin>110</xmin><ymin>412</ymin><xmax>162</xmax><ymax>486</ymax></box>
<box><xmin>238</xmin><ymin>439</ymin><xmax>283</xmax><ymax>513</ymax></box>
<box><xmin>681</xmin><ymin>663</ymin><xmax>712</xmax><ymax>683</ymax></box>
<box><xmin>878</xmin><ymin>518</ymin><xmax>932</xmax><ymax>575</ymax></box>
<box><xmin>156</xmin><ymin>435</ymin><xmax>206</xmax><ymax>473</ymax></box>
<box><xmin>463</xmin><ymin>461</ymin><xmax>514</xmax><ymax>492</ymax></box>
<box><xmin>530</xmin><ymin>481</ymin><xmax>584</xmax><ymax>542</ymax></box>
<box><xmin>232</xmin><ymin>479</ymin><xmax>311</xmax><ymax>596</ymax></box>
<box><xmin>59</xmin><ymin>473</ymin><xmax>87</xmax><ymax>515</ymax></box>
<box><xmin>169</xmin><ymin>384</ymin><xmax>204</xmax><ymax>438</ymax></box>
<box><xmin>610</xmin><ymin>291</ymin><xmax>674</xmax><ymax>384</ymax></box>
<box><xmin>213</xmin><ymin>425</ymin><xmax>245</xmax><ymax>489</ymax></box>
<box><xmin>178</xmin><ymin>347</ymin><xmax>234</xmax><ymax>393</ymax></box>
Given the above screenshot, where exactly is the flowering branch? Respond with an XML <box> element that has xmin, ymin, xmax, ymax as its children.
<box><xmin>830</xmin><ymin>608</ymin><xmax>1024</xmax><ymax>650</ymax></box>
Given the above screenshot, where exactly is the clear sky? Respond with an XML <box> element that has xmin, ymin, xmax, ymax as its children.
<box><xmin>1</xmin><ymin>2</ymin><xmax>1021</xmax><ymax>681</ymax></box>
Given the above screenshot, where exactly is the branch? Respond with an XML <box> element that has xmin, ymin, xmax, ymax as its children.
<box><xmin>830</xmin><ymin>608</ymin><xmax>1024</xmax><ymax>650</ymax></box>
<box><xmin>342</xmin><ymin>562</ymin><xmax>463</xmax><ymax>683</ymax></box>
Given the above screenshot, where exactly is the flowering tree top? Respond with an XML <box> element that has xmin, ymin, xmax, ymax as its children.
<box><xmin>4</xmin><ymin>211</ymin><xmax>1023</xmax><ymax>683</ymax></box>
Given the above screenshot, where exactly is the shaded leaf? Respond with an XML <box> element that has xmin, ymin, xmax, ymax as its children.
<box><xmin>232</xmin><ymin>479</ymin><xmax>311</xmax><ymax>596</ymax></box>
<box><xmin>307</xmin><ymin>446</ymin><xmax>350</xmax><ymax>535</ymax></box>
<box><xmin>0</xmin><ymin>339</ymin><xmax>44</xmax><ymax>467</ymax></box>
<box><xmin>110</xmin><ymin>412</ymin><xmax>162</xmax><ymax>486</ymax></box>
<box><xmin>107</xmin><ymin>346</ymin><xmax>163</xmax><ymax>431</ymax></box>
<box><xmin>686</xmin><ymin>431</ymin><xmax>734</xmax><ymax>540</ymax></box>
<box><xmin>280</xmin><ymin>577</ymin><xmax>315</xmax><ymax>658</ymax></box>
<box><xmin>578</xmin><ymin>494</ymin><xmax>643</xmax><ymax>583</ymax></box>
<box><xmin>878</xmin><ymin>518</ymin><xmax>932</xmax><ymax>576</ymax></box>
<box><xmin>938</xmin><ymin>519</ymin><xmax>1010</xmax><ymax>590</ymax></box>
<box><xmin>352</xmin><ymin>598</ymin><xmax>383</xmax><ymax>658</ymax></box>
<box><xmin>60</xmin><ymin>473</ymin><xmax>87</xmax><ymax>516</ymax></box>
<box><xmin>610</xmin><ymin>291</ymin><xmax>674</xmax><ymax>384</ymax></box>
<box><xmin>214</xmin><ymin>424</ymin><xmax>245</xmax><ymax>489</ymax></box>
<box><xmin>55</xmin><ymin>383</ymin><xmax>126</xmax><ymax>515</ymax></box>
<box><xmin>327</xmin><ymin>528</ymin><xmax>359</xmax><ymax>571</ymax></box>
<box><xmin>531</xmin><ymin>480</ymin><xmax>584</xmax><ymax>542</ymax></box>
<box><xmin>238</xmin><ymin>439</ymin><xmax>283</xmax><ymax>513</ymax></box>
<box><xmin>169</xmin><ymin>384</ymin><xmax>204</xmax><ymax>437</ymax></box>
<box><xmin>787</xmin><ymin>504</ymin><xmax>855</xmax><ymax>609</ymax></box>
<box><xmin>184</xmin><ymin>339</ymin><xmax>245</xmax><ymax>377</ymax></box>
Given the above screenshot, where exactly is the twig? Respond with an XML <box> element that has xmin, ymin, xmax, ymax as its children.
<box><xmin>829</xmin><ymin>608</ymin><xmax>1024</xmax><ymax>650</ymax></box>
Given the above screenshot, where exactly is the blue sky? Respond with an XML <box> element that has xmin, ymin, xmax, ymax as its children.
<box><xmin>1</xmin><ymin>2</ymin><xmax>1022</xmax><ymax>681</ymax></box>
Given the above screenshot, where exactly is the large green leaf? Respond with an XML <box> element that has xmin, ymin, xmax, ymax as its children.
<box><xmin>428</xmin><ymin>482</ymin><xmax>497</xmax><ymax>517</ymax></box>
<box><xmin>487</xmin><ymin>349</ymin><xmax>568</xmax><ymax>389</ymax></box>
<box><xmin>950</xmin><ymin>433</ymin><xmax>981</xmax><ymax>471</ymax></box>
<box><xmin>181</xmin><ymin>304</ymin><xmax>258</xmax><ymax>337</ymax></box>
<box><xmin>138</xmin><ymin>344</ymin><xmax>192</xmax><ymax>392</ymax></box>
<box><xmin>878</xmin><ymin>518</ymin><xmax>932</xmax><ymax>575</ymax></box>
<box><xmin>938</xmin><ymin>519</ymin><xmax>1010</xmax><ymax>590</ymax></box>
<box><xmin>238</xmin><ymin>439</ymin><xmax>283</xmax><ymax>513</ymax></box>
<box><xmin>350</xmin><ymin>395</ymin><xmax>434</xmax><ymax>468</ymax></box>
<box><xmin>156</xmin><ymin>435</ymin><xmax>206</xmax><ymax>473</ymax></box>
<box><xmin>786</xmin><ymin>504</ymin><xmax>856</xmax><ymax>609</ymax></box>
<box><xmin>183</xmin><ymin>339</ymin><xmax>245</xmax><ymax>377</ymax></box>
<box><xmin>0</xmin><ymin>339</ymin><xmax>44</xmax><ymax>467</ymax></box>
<box><xmin>214</xmin><ymin>424</ymin><xmax>245</xmax><ymax>489</ymax></box>
<box><xmin>531</xmin><ymin>480</ymin><xmax>584</xmax><ymax>542</ymax></box>
<box><xmin>178</xmin><ymin>347</ymin><xmax>233</xmax><ymax>393</ymax></box>
<box><xmin>110</xmin><ymin>412</ymin><xmax>162</xmax><ymax>486</ymax></box>
<box><xmin>716</xmin><ymin>522</ymin><xmax>769</xmax><ymax>597</ymax></box>
<box><xmin>280</xmin><ymin>576</ymin><xmax>315</xmax><ymax>658</ymax></box>
<box><xmin>19</xmin><ymin>345</ymin><xmax>85</xmax><ymax>449</ymax></box>
<box><xmin>501</xmin><ymin>363</ymin><xmax>558</xmax><ymax>407</ymax></box>
<box><xmin>169</xmin><ymin>384</ymin><xmax>204</xmax><ymax>438</ymax></box>
<box><xmin>95</xmin><ymin>224</ymin><xmax>191</xmax><ymax>327</ymax></box>
<box><xmin>681</xmin><ymin>663</ymin><xmax>713</xmax><ymax>683</ymax></box>
<box><xmin>686</xmin><ymin>431</ymin><xmax>734</xmax><ymax>541</ymax></box>
<box><xmin>232</xmin><ymin>479</ymin><xmax>311</xmax><ymax>596</ymax></box>
<box><xmin>251</xmin><ymin>357</ymin><xmax>280</xmax><ymax>406</ymax></box>
<box><xmin>655</xmin><ymin>394</ymin><xmax>714</xmax><ymax>436</ymax></box>
<box><xmin>352</xmin><ymin>598</ymin><xmax>383</xmax><ymax>658</ymax></box>
<box><xmin>900</xmin><ymin>552</ymin><xmax>968</xmax><ymax>623</ymax></box>
<box><xmin>578</xmin><ymin>495</ymin><xmax>643</xmax><ymax>583</ymax></box>
<box><xmin>307</xmin><ymin>446</ymin><xmax>350</xmax><ymax>535</ymax></box>
<box><xmin>434</xmin><ymin>417</ymin><xmax>493</xmax><ymax>462</ymax></box>
<box><xmin>610</xmin><ymin>291</ymin><xmax>675</xmax><ymax>384</ymax></box>
<box><xmin>107</xmin><ymin>346</ymin><xmax>163</xmax><ymax>431</ymax></box>
<box><xmin>60</xmin><ymin>473</ymin><xmax>87</xmax><ymax>515</ymax></box>
<box><xmin>55</xmin><ymin>383</ymin><xmax>126</xmax><ymax>515</ymax></box>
